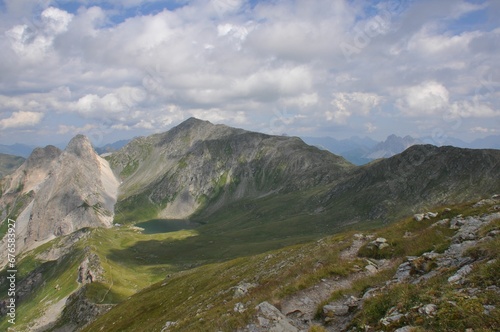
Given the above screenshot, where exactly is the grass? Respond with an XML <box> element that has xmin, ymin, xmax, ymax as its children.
<box><xmin>346</xmin><ymin>212</ymin><xmax>500</xmax><ymax>331</ymax></box>
<box><xmin>3</xmin><ymin>197</ymin><xmax>498</xmax><ymax>331</ymax></box>
<box><xmin>0</xmin><ymin>248</ymin><xmax>84</xmax><ymax>330</ymax></box>
<box><xmin>84</xmin><ymin>231</ymin><xmax>367</xmax><ymax>332</ymax></box>
<box><xmin>0</xmin><ymin>226</ymin><xmax>198</xmax><ymax>331</ymax></box>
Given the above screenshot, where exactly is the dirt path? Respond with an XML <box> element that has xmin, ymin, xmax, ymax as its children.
<box><xmin>279</xmin><ymin>235</ymin><xmax>397</xmax><ymax>331</ymax></box>
<box><xmin>279</xmin><ymin>237</ymin><xmax>367</xmax><ymax>330</ymax></box>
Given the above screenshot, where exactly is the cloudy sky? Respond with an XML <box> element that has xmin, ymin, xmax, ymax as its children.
<box><xmin>0</xmin><ymin>0</ymin><xmax>499</xmax><ymax>146</ymax></box>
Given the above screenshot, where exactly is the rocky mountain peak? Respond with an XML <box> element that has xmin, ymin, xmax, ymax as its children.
<box><xmin>25</xmin><ymin>145</ymin><xmax>62</xmax><ymax>169</ymax></box>
<box><xmin>365</xmin><ymin>134</ymin><xmax>422</xmax><ymax>159</ymax></box>
<box><xmin>179</xmin><ymin>117</ymin><xmax>212</xmax><ymax>128</ymax></box>
<box><xmin>65</xmin><ymin>134</ymin><xmax>95</xmax><ymax>159</ymax></box>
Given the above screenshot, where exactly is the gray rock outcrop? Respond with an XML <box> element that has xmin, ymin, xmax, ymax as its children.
<box><xmin>0</xmin><ymin>135</ymin><xmax>119</xmax><ymax>265</ymax></box>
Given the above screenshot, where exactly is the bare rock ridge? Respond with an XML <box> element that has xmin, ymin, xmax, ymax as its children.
<box><xmin>0</xmin><ymin>135</ymin><xmax>119</xmax><ymax>264</ymax></box>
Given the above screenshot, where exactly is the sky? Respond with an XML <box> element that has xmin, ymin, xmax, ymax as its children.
<box><xmin>0</xmin><ymin>0</ymin><xmax>499</xmax><ymax>147</ymax></box>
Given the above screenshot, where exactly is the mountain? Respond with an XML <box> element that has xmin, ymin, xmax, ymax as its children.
<box><xmin>0</xmin><ymin>143</ymin><xmax>35</xmax><ymax>158</ymax></box>
<box><xmin>302</xmin><ymin>136</ymin><xmax>377</xmax><ymax>165</ymax></box>
<box><xmin>0</xmin><ymin>135</ymin><xmax>119</xmax><ymax>261</ymax></box>
<box><xmin>469</xmin><ymin>134</ymin><xmax>500</xmax><ymax>149</ymax></box>
<box><xmin>95</xmin><ymin>139</ymin><xmax>131</xmax><ymax>155</ymax></box>
<box><xmin>364</xmin><ymin>134</ymin><xmax>422</xmax><ymax>160</ymax></box>
<box><xmin>1</xmin><ymin>118</ymin><xmax>499</xmax><ymax>331</ymax></box>
<box><xmin>110</xmin><ymin>117</ymin><xmax>353</xmax><ymax>221</ymax></box>
<box><xmin>301</xmin><ymin>136</ymin><xmax>378</xmax><ymax>155</ymax></box>
<box><xmin>321</xmin><ymin>144</ymin><xmax>500</xmax><ymax>222</ymax></box>
<box><xmin>0</xmin><ymin>153</ymin><xmax>24</xmax><ymax>179</ymax></box>
<box><xmin>302</xmin><ymin>135</ymin><xmax>424</xmax><ymax>165</ymax></box>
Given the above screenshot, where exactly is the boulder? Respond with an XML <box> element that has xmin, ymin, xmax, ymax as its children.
<box><xmin>254</xmin><ymin>302</ymin><xmax>298</xmax><ymax>332</ymax></box>
<box><xmin>380</xmin><ymin>312</ymin><xmax>404</xmax><ymax>326</ymax></box>
<box><xmin>365</xmin><ymin>264</ymin><xmax>378</xmax><ymax>274</ymax></box>
<box><xmin>234</xmin><ymin>302</ymin><xmax>246</xmax><ymax>313</ymax></box>
<box><xmin>234</xmin><ymin>283</ymin><xmax>258</xmax><ymax>298</ymax></box>
<box><xmin>414</xmin><ymin>214</ymin><xmax>425</xmax><ymax>222</ymax></box>
<box><xmin>418</xmin><ymin>304</ymin><xmax>437</xmax><ymax>316</ymax></box>
<box><xmin>395</xmin><ymin>327</ymin><xmax>416</xmax><ymax>332</ymax></box>
<box><xmin>323</xmin><ymin>304</ymin><xmax>349</xmax><ymax>318</ymax></box>
<box><xmin>378</xmin><ymin>243</ymin><xmax>390</xmax><ymax>250</ymax></box>
<box><xmin>448</xmin><ymin>264</ymin><xmax>473</xmax><ymax>284</ymax></box>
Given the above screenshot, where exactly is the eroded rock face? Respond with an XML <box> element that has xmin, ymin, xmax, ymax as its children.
<box><xmin>78</xmin><ymin>248</ymin><xmax>105</xmax><ymax>285</ymax></box>
<box><xmin>0</xmin><ymin>135</ymin><xmax>119</xmax><ymax>265</ymax></box>
<box><xmin>56</xmin><ymin>286</ymin><xmax>114</xmax><ymax>332</ymax></box>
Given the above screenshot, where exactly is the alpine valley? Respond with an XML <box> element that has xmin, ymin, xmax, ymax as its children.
<box><xmin>0</xmin><ymin>118</ymin><xmax>499</xmax><ymax>332</ymax></box>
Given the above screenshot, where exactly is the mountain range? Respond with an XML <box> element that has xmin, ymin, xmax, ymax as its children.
<box><xmin>2</xmin><ymin>131</ymin><xmax>499</xmax><ymax>169</ymax></box>
<box><xmin>0</xmin><ymin>118</ymin><xmax>499</xmax><ymax>331</ymax></box>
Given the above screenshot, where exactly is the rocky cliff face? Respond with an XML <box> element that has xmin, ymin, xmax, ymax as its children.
<box><xmin>110</xmin><ymin>117</ymin><xmax>353</xmax><ymax>220</ymax></box>
<box><xmin>0</xmin><ymin>135</ymin><xmax>119</xmax><ymax>264</ymax></box>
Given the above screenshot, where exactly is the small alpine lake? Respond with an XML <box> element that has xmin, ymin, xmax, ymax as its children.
<box><xmin>136</xmin><ymin>219</ymin><xmax>200</xmax><ymax>234</ymax></box>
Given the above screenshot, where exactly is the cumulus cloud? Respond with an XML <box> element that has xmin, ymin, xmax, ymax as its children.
<box><xmin>0</xmin><ymin>111</ymin><xmax>44</xmax><ymax>129</ymax></box>
<box><xmin>397</xmin><ymin>81</ymin><xmax>450</xmax><ymax>116</ymax></box>
<box><xmin>470</xmin><ymin>126</ymin><xmax>497</xmax><ymax>133</ymax></box>
<box><xmin>0</xmin><ymin>0</ymin><xmax>498</xmax><ymax>143</ymax></box>
<box><xmin>327</xmin><ymin>92</ymin><xmax>382</xmax><ymax>124</ymax></box>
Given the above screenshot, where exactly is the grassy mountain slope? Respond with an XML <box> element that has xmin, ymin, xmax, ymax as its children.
<box><xmin>109</xmin><ymin>118</ymin><xmax>353</xmax><ymax>221</ymax></box>
<box><xmin>321</xmin><ymin>145</ymin><xmax>500</xmax><ymax>222</ymax></box>
<box><xmin>83</xmin><ymin>198</ymin><xmax>500</xmax><ymax>332</ymax></box>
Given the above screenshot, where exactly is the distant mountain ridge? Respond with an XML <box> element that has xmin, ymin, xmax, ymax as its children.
<box><xmin>0</xmin><ymin>143</ymin><xmax>35</xmax><ymax>158</ymax></box>
<box><xmin>365</xmin><ymin>134</ymin><xmax>422</xmax><ymax>159</ymax></box>
<box><xmin>304</xmin><ymin>134</ymin><xmax>500</xmax><ymax>165</ymax></box>
<box><xmin>0</xmin><ymin>153</ymin><xmax>24</xmax><ymax>179</ymax></box>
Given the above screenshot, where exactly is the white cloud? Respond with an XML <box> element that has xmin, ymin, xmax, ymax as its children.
<box><xmin>0</xmin><ymin>0</ymin><xmax>498</xmax><ymax>143</ymax></box>
<box><xmin>365</xmin><ymin>122</ymin><xmax>377</xmax><ymax>133</ymax></box>
<box><xmin>449</xmin><ymin>101</ymin><xmax>500</xmax><ymax>118</ymax></box>
<box><xmin>397</xmin><ymin>81</ymin><xmax>450</xmax><ymax>116</ymax></box>
<box><xmin>71</xmin><ymin>86</ymin><xmax>147</xmax><ymax>116</ymax></box>
<box><xmin>41</xmin><ymin>7</ymin><xmax>73</xmax><ymax>35</ymax></box>
<box><xmin>470</xmin><ymin>126</ymin><xmax>497</xmax><ymax>134</ymax></box>
<box><xmin>327</xmin><ymin>92</ymin><xmax>382</xmax><ymax>124</ymax></box>
<box><xmin>57</xmin><ymin>123</ymin><xmax>97</xmax><ymax>134</ymax></box>
<box><xmin>281</xmin><ymin>93</ymin><xmax>319</xmax><ymax>108</ymax></box>
<box><xmin>407</xmin><ymin>27</ymin><xmax>480</xmax><ymax>56</ymax></box>
<box><xmin>0</xmin><ymin>111</ymin><xmax>44</xmax><ymax>129</ymax></box>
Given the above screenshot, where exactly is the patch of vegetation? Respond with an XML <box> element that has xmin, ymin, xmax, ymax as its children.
<box><xmin>114</xmin><ymin>191</ymin><xmax>159</xmax><ymax>223</ymax></box>
<box><xmin>120</xmin><ymin>159</ymin><xmax>139</xmax><ymax>178</ymax></box>
<box><xmin>85</xmin><ymin>232</ymin><xmax>362</xmax><ymax>332</ymax></box>
<box><xmin>177</xmin><ymin>157</ymin><xmax>188</xmax><ymax>169</ymax></box>
<box><xmin>0</xmin><ymin>248</ymin><xmax>84</xmax><ymax>330</ymax></box>
<box><xmin>357</xmin><ymin>209</ymin><xmax>455</xmax><ymax>260</ymax></box>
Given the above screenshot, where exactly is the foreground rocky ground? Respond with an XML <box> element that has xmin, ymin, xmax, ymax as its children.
<box><xmin>240</xmin><ymin>197</ymin><xmax>500</xmax><ymax>332</ymax></box>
